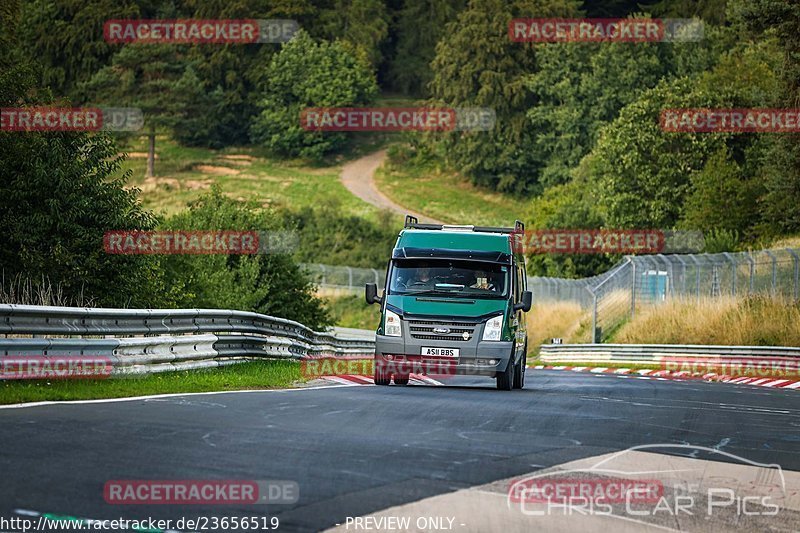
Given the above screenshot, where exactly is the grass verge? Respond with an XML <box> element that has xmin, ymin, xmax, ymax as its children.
<box><xmin>374</xmin><ymin>151</ymin><xmax>529</xmax><ymax>226</ymax></box>
<box><xmin>613</xmin><ymin>296</ymin><xmax>800</xmax><ymax>346</ymax></box>
<box><xmin>0</xmin><ymin>360</ymin><xmax>303</xmax><ymax>405</ymax></box>
<box><xmin>527</xmin><ymin>301</ymin><xmax>591</xmax><ymax>354</ymax></box>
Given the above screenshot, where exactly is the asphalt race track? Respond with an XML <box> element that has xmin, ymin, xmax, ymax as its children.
<box><xmin>1</xmin><ymin>370</ymin><xmax>799</xmax><ymax>532</ymax></box>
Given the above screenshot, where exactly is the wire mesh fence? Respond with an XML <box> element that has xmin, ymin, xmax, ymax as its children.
<box><xmin>528</xmin><ymin>249</ymin><xmax>800</xmax><ymax>342</ymax></box>
<box><xmin>302</xmin><ymin>263</ymin><xmax>385</xmax><ymax>292</ymax></box>
<box><xmin>307</xmin><ymin>249</ymin><xmax>800</xmax><ymax>343</ymax></box>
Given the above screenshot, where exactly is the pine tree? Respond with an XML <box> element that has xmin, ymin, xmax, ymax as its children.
<box><xmin>428</xmin><ymin>0</ymin><xmax>582</xmax><ymax>194</ymax></box>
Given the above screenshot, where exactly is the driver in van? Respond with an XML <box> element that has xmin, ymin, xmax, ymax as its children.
<box><xmin>407</xmin><ymin>266</ymin><xmax>434</xmax><ymax>287</ymax></box>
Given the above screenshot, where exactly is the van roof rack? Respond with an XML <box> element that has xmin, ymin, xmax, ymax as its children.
<box><xmin>404</xmin><ymin>214</ymin><xmax>524</xmax><ymax>235</ymax></box>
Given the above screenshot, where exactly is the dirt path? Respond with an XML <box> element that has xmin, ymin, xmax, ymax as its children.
<box><xmin>340</xmin><ymin>149</ymin><xmax>444</xmax><ymax>224</ymax></box>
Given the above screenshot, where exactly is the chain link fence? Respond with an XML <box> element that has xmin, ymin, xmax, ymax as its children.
<box><xmin>308</xmin><ymin>249</ymin><xmax>800</xmax><ymax>343</ymax></box>
<box><xmin>528</xmin><ymin>249</ymin><xmax>800</xmax><ymax>342</ymax></box>
<box><xmin>302</xmin><ymin>263</ymin><xmax>385</xmax><ymax>293</ymax></box>
<box><xmin>306</xmin><ymin>263</ymin><xmax>548</xmax><ymax>296</ymax></box>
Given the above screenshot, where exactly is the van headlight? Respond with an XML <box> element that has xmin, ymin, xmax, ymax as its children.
<box><xmin>384</xmin><ymin>310</ymin><xmax>402</xmax><ymax>337</ymax></box>
<box><xmin>482</xmin><ymin>315</ymin><xmax>503</xmax><ymax>341</ymax></box>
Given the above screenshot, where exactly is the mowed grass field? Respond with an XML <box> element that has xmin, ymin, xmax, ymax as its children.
<box><xmin>115</xmin><ymin>135</ymin><xmax>389</xmax><ymax>220</ymax></box>
<box><xmin>374</xmin><ymin>155</ymin><xmax>530</xmax><ymax>227</ymax></box>
<box><xmin>116</xmin><ymin>133</ymin><xmax>529</xmax><ymax>230</ymax></box>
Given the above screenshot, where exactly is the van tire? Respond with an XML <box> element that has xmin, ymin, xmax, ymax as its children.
<box><xmin>375</xmin><ymin>365</ymin><xmax>391</xmax><ymax>386</ymax></box>
<box><xmin>394</xmin><ymin>374</ymin><xmax>410</xmax><ymax>385</ymax></box>
<box><xmin>496</xmin><ymin>356</ymin><xmax>515</xmax><ymax>391</ymax></box>
<box><xmin>513</xmin><ymin>351</ymin><xmax>525</xmax><ymax>389</ymax></box>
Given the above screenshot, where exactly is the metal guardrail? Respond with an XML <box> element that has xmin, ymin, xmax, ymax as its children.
<box><xmin>539</xmin><ymin>343</ymin><xmax>800</xmax><ymax>364</ymax></box>
<box><xmin>0</xmin><ymin>304</ymin><xmax>376</xmax><ymax>376</ymax></box>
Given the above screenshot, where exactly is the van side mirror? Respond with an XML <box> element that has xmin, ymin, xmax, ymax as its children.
<box><xmin>365</xmin><ymin>283</ymin><xmax>382</xmax><ymax>305</ymax></box>
<box><xmin>514</xmin><ymin>291</ymin><xmax>533</xmax><ymax>312</ymax></box>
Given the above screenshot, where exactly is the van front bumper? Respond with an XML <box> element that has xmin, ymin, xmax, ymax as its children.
<box><xmin>374</xmin><ymin>334</ymin><xmax>514</xmax><ymax>378</ymax></box>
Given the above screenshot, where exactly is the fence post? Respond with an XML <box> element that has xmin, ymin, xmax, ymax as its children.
<box><xmin>689</xmin><ymin>255</ymin><xmax>701</xmax><ymax>302</ymax></box>
<box><xmin>723</xmin><ymin>252</ymin><xmax>736</xmax><ymax>297</ymax></box>
<box><xmin>764</xmin><ymin>250</ymin><xmax>777</xmax><ymax>296</ymax></box>
<box><xmin>346</xmin><ymin>266</ymin><xmax>353</xmax><ymax>290</ymax></box>
<box><xmin>630</xmin><ymin>259</ymin><xmax>636</xmax><ymax>319</ymax></box>
<box><xmin>745</xmin><ymin>253</ymin><xmax>755</xmax><ymax>295</ymax></box>
<box><xmin>590</xmin><ymin>288</ymin><xmax>599</xmax><ymax>343</ymax></box>
<box><xmin>788</xmin><ymin>249</ymin><xmax>800</xmax><ymax>301</ymax></box>
<box><xmin>675</xmin><ymin>255</ymin><xmax>687</xmax><ymax>297</ymax></box>
<box><xmin>320</xmin><ymin>264</ymin><xmax>326</xmax><ymax>287</ymax></box>
<box><xmin>657</xmin><ymin>254</ymin><xmax>673</xmax><ymax>300</ymax></box>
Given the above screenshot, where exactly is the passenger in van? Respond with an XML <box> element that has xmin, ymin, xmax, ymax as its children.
<box><xmin>471</xmin><ymin>270</ymin><xmax>496</xmax><ymax>291</ymax></box>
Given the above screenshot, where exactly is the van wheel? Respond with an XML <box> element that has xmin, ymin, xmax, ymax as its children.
<box><xmin>393</xmin><ymin>374</ymin><xmax>410</xmax><ymax>386</ymax></box>
<box><xmin>374</xmin><ymin>365</ymin><xmax>391</xmax><ymax>386</ymax></box>
<box><xmin>496</xmin><ymin>357</ymin><xmax>515</xmax><ymax>391</ymax></box>
<box><xmin>513</xmin><ymin>351</ymin><xmax>526</xmax><ymax>389</ymax></box>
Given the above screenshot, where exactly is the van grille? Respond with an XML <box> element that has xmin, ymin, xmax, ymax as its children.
<box><xmin>408</xmin><ymin>320</ymin><xmax>477</xmax><ymax>341</ymax></box>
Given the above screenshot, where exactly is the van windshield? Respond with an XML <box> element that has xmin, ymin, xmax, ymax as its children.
<box><xmin>388</xmin><ymin>259</ymin><xmax>509</xmax><ymax>298</ymax></box>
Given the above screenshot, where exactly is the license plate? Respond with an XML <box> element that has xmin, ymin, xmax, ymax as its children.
<box><xmin>422</xmin><ymin>347</ymin><xmax>459</xmax><ymax>357</ymax></box>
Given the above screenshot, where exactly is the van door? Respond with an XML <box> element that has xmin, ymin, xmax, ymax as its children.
<box><xmin>512</xmin><ymin>261</ymin><xmax>527</xmax><ymax>360</ymax></box>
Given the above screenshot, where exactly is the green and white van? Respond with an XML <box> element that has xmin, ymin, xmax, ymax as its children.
<box><xmin>366</xmin><ymin>216</ymin><xmax>531</xmax><ymax>390</ymax></box>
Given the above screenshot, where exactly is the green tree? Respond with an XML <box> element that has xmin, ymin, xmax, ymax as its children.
<box><xmin>17</xmin><ymin>0</ymin><xmax>141</xmax><ymax>97</ymax></box>
<box><xmin>163</xmin><ymin>188</ymin><xmax>332</xmax><ymax>329</ymax></box>
<box><xmin>428</xmin><ymin>0</ymin><xmax>582</xmax><ymax>194</ymax></box>
<box><xmin>388</xmin><ymin>0</ymin><xmax>466</xmax><ymax>96</ymax></box>
<box><xmin>250</xmin><ymin>30</ymin><xmax>378</xmax><ymax>159</ymax></box>
<box><xmin>681</xmin><ymin>149</ymin><xmax>762</xmax><ymax>236</ymax></box>
<box><xmin>0</xmin><ymin>21</ymin><xmax>175</xmax><ymax>307</ymax></box>
<box><xmin>527</xmin><ymin>40</ymin><xmax>673</xmax><ymax>188</ymax></box>
<box><xmin>525</xmin><ymin>172</ymin><xmax>613</xmax><ymax>278</ymax></box>
<box><xmin>317</xmin><ymin>0</ymin><xmax>391</xmax><ymax>70</ymax></box>
<box><xmin>79</xmin><ymin>45</ymin><xmax>216</xmax><ymax>176</ymax></box>
<box><xmin>279</xmin><ymin>198</ymin><xmax>397</xmax><ymax>268</ymax></box>
<box><xmin>732</xmin><ymin>0</ymin><xmax>800</xmax><ymax>235</ymax></box>
<box><xmin>587</xmin><ymin>38</ymin><xmax>780</xmax><ymax>230</ymax></box>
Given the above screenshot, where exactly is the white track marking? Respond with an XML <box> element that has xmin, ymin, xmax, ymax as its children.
<box><xmin>0</xmin><ymin>383</ymin><xmax>360</xmax><ymax>410</ymax></box>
